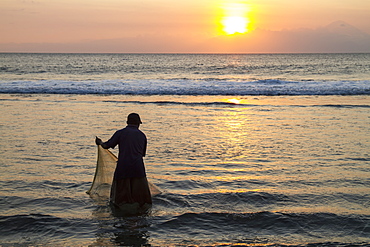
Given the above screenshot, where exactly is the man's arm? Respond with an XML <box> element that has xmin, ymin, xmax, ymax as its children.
<box><xmin>95</xmin><ymin>136</ymin><xmax>109</xmax><ymax>149</ymax></box>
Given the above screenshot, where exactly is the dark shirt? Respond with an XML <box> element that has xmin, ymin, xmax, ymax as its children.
<box><xmin>103</xmin><ymin>125</ymin><xmax>147</xmax><ymax>179</ymax></box>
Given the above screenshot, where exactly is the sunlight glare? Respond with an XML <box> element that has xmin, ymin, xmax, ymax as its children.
<box><xmin>226</xmin><ymin>98</ymin><xmax>242</xmax><ymax>104</ymax></box>
<box><xmin>219</xmin><ymin>2</ymin><xmax>252</xmax><ymax>35</ymax></box>
<box><xmin>222</xmin><ymin>16</ymin><xmax>248</xmax><ymax>35</ymax></box>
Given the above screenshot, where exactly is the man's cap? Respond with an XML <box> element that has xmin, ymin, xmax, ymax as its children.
<box><xmin>127</xmin><ymin>113</ymin><xmax>142</xmax><ymax>124</ymax></box>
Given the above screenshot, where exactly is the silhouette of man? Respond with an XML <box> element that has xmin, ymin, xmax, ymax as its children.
<box><xmin>95</xmin><ymin>113</ymin><xmax>152</xmax><ymax>207</ymax></box>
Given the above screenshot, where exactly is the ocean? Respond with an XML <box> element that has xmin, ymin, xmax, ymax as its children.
<box><xmin>0</xmin><ymin>53</ymin><xmax>369</xmax><ymax>246</ymax></box>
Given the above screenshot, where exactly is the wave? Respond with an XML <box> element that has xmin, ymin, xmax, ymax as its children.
<box><xmin>0</xmin><ymin>79</ymin><xmax>369</xmax><ymax>95</ymax></box>
<box><xmin>2</xmin><ymin>191</ymin><xmax>369</xmax><ymax>246</ymax></box>
<box><xmin>153</xmin><ymin>191</ymin><xmax>370</xmax><ymax>212</ymax></box>
<box><xmin>101</xmin><ymin>100</ymin><xmax>370</xmax><ymax>108</ymax></box>
<box><xmin>156</xmin><ymin>211</ymin><xmax>369</xmax><ymax>233</ymax></box>
<box><xmin>103</xmin><ymin>100</ymin><xmax>255</xmax><ymax>107</ymax></box>
<box><xmin>0</xmin><ymin>213</ymin><xmax>95</xmax><ymax>245</ymax></box>
<box><xmin>313</xmin><ymin>104</ymin><xmax>370</xmax><ymax>108</ymax></box>
<box><xmin>151</xmin><ymin>211</ymin><xmax>370</xmax><ymax>246</ymax></box>
<box><xmin>2</xmin><ymin>211</ymin><xmax>368</xmax><ymax>246</ymax></box>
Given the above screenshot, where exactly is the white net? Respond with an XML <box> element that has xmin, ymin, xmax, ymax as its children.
<box><xmin>87</xmin><ymin>145</ymin><xmax>161</xmax><ymax>201</ymax></box>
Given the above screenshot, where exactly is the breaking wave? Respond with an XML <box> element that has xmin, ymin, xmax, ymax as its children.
<box><xmin>0</xmin><ymin>79</ymin><xmax>369</xmax><ymax>95</ymax></box>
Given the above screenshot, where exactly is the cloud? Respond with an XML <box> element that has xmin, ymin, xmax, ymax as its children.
<box><xmin>1</xmin><ymin>21</ymin><xmax>369</xmax><ymax>53</ymax></box>
<box><xmin>202</xmin><ymin>21</ymin><xmax>370</xmax><ymax>53</ymax></box>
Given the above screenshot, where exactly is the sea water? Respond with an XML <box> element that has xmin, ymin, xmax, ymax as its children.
<box><xmin>0</xmin><ymin>53</ymin><xmax>369</xmax><ymax>246</ymax></box>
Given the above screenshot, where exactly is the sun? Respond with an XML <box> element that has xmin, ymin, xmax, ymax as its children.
<box><xmin>222</xmin><ymin>16</ymin><xmax>248</xmax><ymax>35</ymax></box>
<box><xmin>218</xmin><ymin>2</ymin><xmax>253</xmax><ymax>35</ymax></box>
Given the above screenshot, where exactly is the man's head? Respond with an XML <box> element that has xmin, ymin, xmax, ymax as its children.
<box><xmin>127</xmin><ymin>113</ymin><xmax>142</xmax><ymax>125</ymax></box>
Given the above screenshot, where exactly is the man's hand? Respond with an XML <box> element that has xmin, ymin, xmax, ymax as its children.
<box><xmin>95</xmin><ymin>136</ymin><xmax>103</xmax><ymax>145</ymax></box>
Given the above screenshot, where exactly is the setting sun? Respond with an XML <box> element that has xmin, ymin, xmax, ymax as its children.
<box><xmin>219</xmin><ymin>2</ymin><xmax>252</xmax><ymax>35</ymax></box>
<box><xmin>222</xmin><ymin>16</ymin><xmax>248</xmax><ymax>34</ymax></box>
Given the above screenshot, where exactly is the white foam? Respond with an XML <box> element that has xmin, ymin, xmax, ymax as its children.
<box><xmin>0</xmin><ymin>79</ymin><xmax>369</xmax><ymax>95</ymax></box>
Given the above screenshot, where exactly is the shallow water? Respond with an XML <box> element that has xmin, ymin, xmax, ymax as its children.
<box><xmin>1</xmin><ymin>94</ymin><xmax>369</xmax><ymax>246</ymax></box>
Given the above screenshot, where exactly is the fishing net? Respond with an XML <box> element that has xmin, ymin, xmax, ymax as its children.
<box><xmin>87</xmin><ymin>145</ymin><xmax>161</xmax><ymax>201</ymax></box>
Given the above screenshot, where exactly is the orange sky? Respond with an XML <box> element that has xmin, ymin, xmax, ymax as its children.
<box><xmin>1</xmin><ymin>0</ymin><xmax>370</xmax><ymax>53</ymax></box>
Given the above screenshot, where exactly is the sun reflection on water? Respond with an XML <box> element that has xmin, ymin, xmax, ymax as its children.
<box><xmin>224</xmin><ymin>97</ymin><xmax>251</xmax><ymax>105</ymax></box>
<box><xmin>226</xmin><ymin>98</ymin><xmax>242</xmax><ymax>104</ymax></box>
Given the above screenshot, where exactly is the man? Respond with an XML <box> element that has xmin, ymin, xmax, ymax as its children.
<box><xmin>95</xmin><ymin>113</ymin><xmax>152</xmax><ymax>207</ymax></box>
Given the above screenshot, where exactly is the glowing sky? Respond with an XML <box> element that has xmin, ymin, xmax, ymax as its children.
<box><xmin>1</xmin><ymin>0</ymin><xmax>369</xmax><ymax>53</ymax></box>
